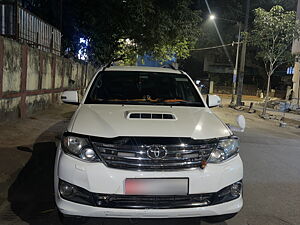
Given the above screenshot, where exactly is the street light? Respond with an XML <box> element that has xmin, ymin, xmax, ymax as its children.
<box><xmin>209</xmin><ymin>15</ymin><xmax>241</xmax><ymax>106</ymax></box>
<box><xmin>209</xmin><ymin>14</ymin><xmax>216</xmax><ymax>20</ymax></box>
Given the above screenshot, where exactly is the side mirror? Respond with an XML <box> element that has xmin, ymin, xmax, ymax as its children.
<box><xmin>228</xmin><ymin>115</ymin><xmax>246</xmax><ymax>132</ymax></box>
<box><xmin>237</xmin><ymin>115</ymin><xmax>246</xmax><ymax>131</ymax></box>
<box><xmin>195</xmin><ymin>80</ymin><xmax>201</xmax><ymax>87</ymax></box>
<box><xmin>61</xmin><ymin>91</ymin><xmax>79</xmax><ymax>105</ymax></box>
<box><xmin>206</xmin><ymin>94</ymin><xmax>221</xmax><ymax>108</ymax></box>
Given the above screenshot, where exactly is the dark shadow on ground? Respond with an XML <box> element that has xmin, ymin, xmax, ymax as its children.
<box><xmin>7</xmin><ymin>121</ymin><xmax>64</xmax><ymax>225</ymax></box>
<box><xmin>8</xmin><ymin>141</ymin><xmax>58</xmax><ymax>224</ymax></box>
<box><xmin>6</xmin><ymin>122</ymin><xmax>228</xmax><ymax>225</ymax></box>
<box><xmin>17</xmin><ymin>146</ymin><xmax>34</xmax><ymax>153</ymax></box>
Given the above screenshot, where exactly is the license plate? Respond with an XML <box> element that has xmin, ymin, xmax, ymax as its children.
<box><xmin>125</xmin><ymin>178</ymin><xmax>188</xmax><ymax>195</ymax></box>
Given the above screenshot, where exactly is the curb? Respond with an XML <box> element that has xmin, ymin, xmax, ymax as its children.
<box><xmin>227</xmin><ymin>104</ymin><xmax>300</xmax><ymax>127</ymax></box>
<box><xmin>253</xmin><ymin>108</ymin><xmax>300</xmax><ymax>127</ymax></box>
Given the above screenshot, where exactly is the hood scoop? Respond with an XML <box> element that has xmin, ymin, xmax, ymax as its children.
<box><xmin>127</xmin><ymin>112</ymin><xmax>176</xmax><ymax>120</ymax></box>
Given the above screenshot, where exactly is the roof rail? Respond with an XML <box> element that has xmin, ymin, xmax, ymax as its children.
<box><xmin>102</xmin><ymin>56</ymin><xmax>124</xmax><ymax>71</ymax></box>
<box><xmin>161</xmin><ymin>64</ymin><xmax>177</xmax><ymax>70</ymax></box>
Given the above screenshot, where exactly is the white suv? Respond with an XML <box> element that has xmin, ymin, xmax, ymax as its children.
<box><xmin>55</xmin><ymin>66</ymin><xmax>243</xmax><ymax>224</ymax></box>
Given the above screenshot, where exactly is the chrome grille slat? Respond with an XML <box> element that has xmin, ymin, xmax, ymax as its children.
<box><xmin>93</xmin><ymin>193</ymin><xmax>214</xmax><ymax>209</ymax></box>
<box><xmin>97</xmin><ymin>147</ymin><xmax>212</xmax><ymax>154</ymax></box>
<box><xmin>107</xmin><ymin>160</ymin><xmax>202</xmax><ymax>167</ymax></box>
<box><xmin>97</xmin><ymin>149</ymin><xmax>212</xmax><ymax>156</ymax></box>
<box><xmin>92</xmin><ymin>138</ymin><xmax>216</xmax><ymax>171</ymax></box>
<box><xmin>100</xmin><ymin>154</ymin><xmax>210</xmax><ymax>162</ymax></box>
<box><xmin>94</xmin><ymin>144</ymin><xmax>215</xmax><ymax>149</ymax></box>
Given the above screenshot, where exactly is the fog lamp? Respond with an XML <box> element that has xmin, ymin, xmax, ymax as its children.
<box><xmin>59</xmin><ymin>181</ymin><xmax>74</xmax><ymax>197</ymax></box>
<box><xmin>230</xmin><ymin>182</ymin><xmax>242</xmax><ymax>197</ymax></box>
<box><xmin>214</xmin><ymin>180</ymin><xmax>243</xmax><ymax>205</ymax></box>
<box><xmin>59</xmin><ymin>179</ymin><xmax>95</xmax><ymax>206</ymax></box>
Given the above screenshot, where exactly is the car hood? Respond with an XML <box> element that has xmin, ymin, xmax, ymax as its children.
<box><xmin>69</xmin><ymin>104</ymin><xmax>232</xmax><ymax>139</ymax></box>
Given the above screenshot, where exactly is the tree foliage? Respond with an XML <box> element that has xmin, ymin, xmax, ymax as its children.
<box><xmin>248</xmin><ymin>5</ymin><xmax>300</xmax><ymax>77</ymax></box>
<box><xmin>252</xmin><ymin>0</ymin><xmax>298</xmax><ymax>11</ymax></box>
<box><xmin>246</xmin><ymin>5</ymin><xmax>300</xmax><ymax>114</ymax></box>
<box><xmin>76</xmin><ymin>0</ymin><xmax>202</xmax><ymax>64</ymax></box>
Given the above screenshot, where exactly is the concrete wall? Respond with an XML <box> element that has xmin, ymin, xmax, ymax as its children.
<box><xmin>214</xmin><ymin>84</ymin><xmax>258</xmax><ymax>96</ymax></box>
<box><xmin>0</xmin><ymin>36</ymin><xmax>98</xmax><ymax>122</ymax></box>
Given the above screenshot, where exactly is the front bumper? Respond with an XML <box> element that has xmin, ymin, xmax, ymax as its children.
<box><xmin>56</xmin><ymin>195</ymin><xmax>242</xmax><ymax>218</ymax></box>
<box><xmin>54</xmin><ymin>145</ymin><xmax>243</xmax><ymax>218</ymax></box>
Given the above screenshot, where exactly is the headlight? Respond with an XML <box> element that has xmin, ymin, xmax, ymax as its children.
<box><xmin>61</xmin><ymin>134</ymin><xmax>100</xmax><ymax>162</ymax></box>
<box><xmin>208</xmin><ymin>137</ymin><xmax>239</xmax><ymax>163</ymax></box>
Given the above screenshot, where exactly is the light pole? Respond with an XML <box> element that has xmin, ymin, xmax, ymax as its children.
<box><xmin>236</xmin><ymin>0</ymin><xmax>250</xmax><ymax>106</ymax></box>
<box><xmin>231</xmin><ymin>22</ymin><xmax>241</xmax><ymax>106</ymax></box>
<box><xmin>209</xmin><ymin>15</ymin><xmax>241</xmax><ymax>106</ymax></box>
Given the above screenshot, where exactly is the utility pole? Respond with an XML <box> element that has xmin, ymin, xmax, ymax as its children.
<box><xmin>60</xmin><ymin>0</ymin><xmax>63</xmax><ymax>31</ymax></box>
<box><xmin>236</xmin><ymin>0</ymin><xmax>250</xmax><ymax>106</ymax></box>
<box><xmin>207</xmin><ymin>15</ymin><xmax>241</xmax><ymax>106</ymax></box>
<box><xmin>292</xmin><ymin>0</ymin><xmax>300</xmax><ymax>109</ymax></box>
<box><xmin>230</xmin><ymin>22</ymin><xmax>242</xmax><ymax>106</ymax></box>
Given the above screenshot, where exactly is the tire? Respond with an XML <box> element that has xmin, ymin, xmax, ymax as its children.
<box><xmin>202</xmin><ymin>213</ymin><xmax>237</xmax><ymax>223</ymax></box>
<box><xmin>58</xmin><ymin>210</ymin><xmax>88</xmax><ymax>225</ymax></box>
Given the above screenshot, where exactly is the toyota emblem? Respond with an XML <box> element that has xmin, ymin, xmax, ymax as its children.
<box><xmin>146</xmin><ymin>145</ymin><xmax>168</xmax><ymax>159</ymax></box>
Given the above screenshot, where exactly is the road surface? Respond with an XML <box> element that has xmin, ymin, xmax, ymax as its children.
<box><xmin>0</xmin><ymin>106</ymin><xmax>299</xmax><ymax>225</ymax></box>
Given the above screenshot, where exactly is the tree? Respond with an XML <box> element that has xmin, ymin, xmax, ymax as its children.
<box><xmin>247</xmin><ymin>5</ymin><xmax>300</xmax><ymax>115</ymax></box>
<box><xmin>75</xmin><ymin>0</ymin><xmax>202</xmax><ymax>64</ymax></box>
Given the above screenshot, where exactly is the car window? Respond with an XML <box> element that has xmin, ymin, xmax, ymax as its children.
<box><xmin>85</xmin><ymin>71</ymin><xmax>204</xmax><ymax>107</ymax></box>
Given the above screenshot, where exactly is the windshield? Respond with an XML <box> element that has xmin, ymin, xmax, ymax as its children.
<box><xmin>85</xmin><ymin>71</ymin><xmax>204</xmax><ymax>107</ymax></box>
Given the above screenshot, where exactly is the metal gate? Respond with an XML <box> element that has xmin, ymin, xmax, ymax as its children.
<box><xmin>0</xmin><ymin>2</ymin><xmax>61</xmax><ymax>55</ymax></box>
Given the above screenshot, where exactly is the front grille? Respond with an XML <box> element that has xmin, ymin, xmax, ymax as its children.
<box><xmin>94</xmin><ymin>194</ymin><xmax>214</xmax><ymax>209</ymax></box>
<box><xmin>91</xmin><ymin>137</ymin><xmax>217</xmax><ymax>171</ymax></box>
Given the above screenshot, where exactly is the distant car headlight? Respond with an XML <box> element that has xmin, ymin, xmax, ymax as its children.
<box><xmin>61</xmin><ymin>133</ymin><xmax>100</xmax><ymax>162</ymax></box>
<box><xmin>207</xmin><ymin>137</ymin><xmax>239</xmax><ymax>163</ymax></box>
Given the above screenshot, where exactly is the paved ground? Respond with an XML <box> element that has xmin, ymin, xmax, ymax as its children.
<box><xmin>219</xmin><ymin>95</ymin><xmax>300</xmax><ymax>124</ymax></box>
<box><xmin>213</xmin><ymin>106</ymin><xmax>300</xmax><ymax>225</ymax></box>
<box><xmin>0</xmin><ymin>103</ymin><xmax>299</xmax><ymax>225</ymax></box>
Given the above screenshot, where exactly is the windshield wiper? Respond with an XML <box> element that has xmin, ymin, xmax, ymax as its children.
<box><xmin>88</xmin><ymin>98</ymin><xmax>203</xmax><ymax>106</ymax></box>
<box><xmin>90</xmin><ymin>99</ymin><xmax>154</xmax><ymax>104</ymax></box>
<box><xmin>157</xmin><ymin>99</ymin><xmax>203</xmax><ymax>106</ymax></box>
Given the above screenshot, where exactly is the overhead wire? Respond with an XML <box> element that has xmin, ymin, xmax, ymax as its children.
<box><xmin>191</xmin><ymin>41</ymin><xmax>243</xmax><ymax>51</ymax></box>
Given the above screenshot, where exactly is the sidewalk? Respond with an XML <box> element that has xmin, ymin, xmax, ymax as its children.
<box><xmin>218</xmin><ymin>94</ymin><xmax>300</xmax><ymax>126</ymax></box>
<box><xmin>253</xmin><ymin>105</ymin><xmax>300</xmax><ymax>122</ymax></box>
<box><xmin>0</xmin><ymin>105</ymin><xmax>77</xmax><ymax>206</ymax></box>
